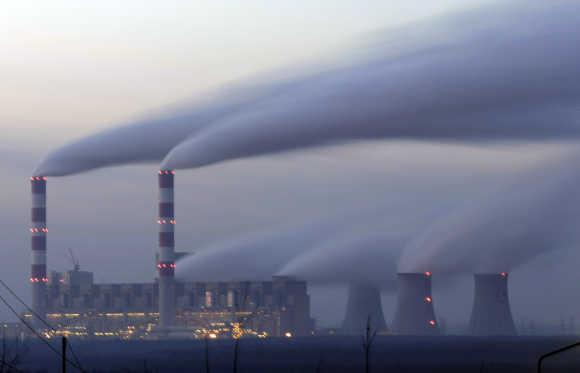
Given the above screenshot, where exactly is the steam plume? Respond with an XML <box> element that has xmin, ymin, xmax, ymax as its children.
<box><xmin>277</xmin><ymin>231</ymin><xmax>405</xmax><ymax>290</ymax></box>
<box><xmin>162</xmin><ymin>1</ymin><xmax>580</xmax><ymax>170</ymax></box>
<box><xmin>398</xmin><ymin>149</ymin><xmax>580</xmax><ymax>273</ymax></box>
<box><xmin>33</xmin><ymin>78</ymin><xmax>320</xmax><ymax>176</ymax></box>
<box><xmin>174</xmin><ymin>215</ymin><xmax>362</xmax><ymax>281</ymax></box>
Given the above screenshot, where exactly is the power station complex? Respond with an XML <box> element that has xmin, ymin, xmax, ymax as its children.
<box><xmin>28</xmin><ymin>173</ymin><xmax>518</xmax><ymax>339</ymax></box>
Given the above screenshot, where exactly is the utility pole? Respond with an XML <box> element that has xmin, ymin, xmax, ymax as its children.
<box><xmin>62</xmin><ymin>336</ymin><xmax>67</xmax><ymax>373</ymax></box>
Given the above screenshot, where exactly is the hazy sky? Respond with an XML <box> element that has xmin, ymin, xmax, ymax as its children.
<box><xmin>9</xmin><ymin>0</ymin><xmax>580</xmax><ymax>327</ymax></box>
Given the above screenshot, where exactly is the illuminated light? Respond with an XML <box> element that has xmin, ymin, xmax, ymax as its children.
<box><xmin>500</xmin><ymin>272</ymin><xmax>507</xmax><ymax>277</ymax></box>
<box><xmin>43</xmin><ymin>176</ymin><xmax>47</xmax><ymax>181</ymax></box>
<box><xmin>284</xmin><ymin>332</ymin><xmax>293</xmax><ymax>338</ymax></box>
<box><xmin>30</xmin><ymin>177</ymin><xmax>34</xmax><ymax>181</ymax></box>
<box><xmin>208</xmin><ymin>333</ymin><xmax>217</xmax><ymax>339</ymax></box>
<box><xmin>429</xmin><ymin>320</ymin><xmax>436</xmax><ymax>326</ymax></box>
<box><xmin>424</xmin><ymin>296</ymin><xmax>432</xmax><ymax>303</ymax></box>
<box><xmin>158</xmin><ymin>170</ymin><xmax>163</xmax><ymax>175</ymax></box>
<box><xmin>424</xmin><ymin>271</ymin><xmax>432</xmax><ymax>277</ymax></box>
<box><xmin>171</xmin><ymin>170</ymin><xmax>175</xmax><ymax>175</ymax></box>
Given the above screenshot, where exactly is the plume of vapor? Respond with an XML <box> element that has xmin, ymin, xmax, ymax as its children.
<box><xmin>398</xmin><ymin>149</ymin><xmax>580</xmax><ymax>274</ymax></box>
<box><xmin>33</xmin><ymin>74</ymin><xmax>327</xmax><ymax>176</ymax></box>
<box><xmin>277</xmin><ymin>231</ymin><xmax>406</xmax><ymax>290</ymax></box>
<box><xmin>174</xmin><ymin>215</ymin><xmax>363</xmax><ymax>282</ymax></box>
<box><xmin>162</xmin><ymin>1</ymin><xmax>580</xmax><ymax>170</ymax></box>
<box><xmin>175</xmin><ymin>199</ymin><xmax>445</xmax><ymax>282</ymax></box>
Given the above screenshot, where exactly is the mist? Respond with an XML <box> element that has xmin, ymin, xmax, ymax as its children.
<box><xmin>398</xmin><ymin>148</ymin><xmax>580</xmax><ymax>274</ymax></box>
<box><xmin>162</xmin><ymin>0</ymin><xmax>580</xmax><ymax>170</ymax></box>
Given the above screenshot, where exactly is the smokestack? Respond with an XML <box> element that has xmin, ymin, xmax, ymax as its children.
<box><xmin>392</xmin><ymin>272</ymin><xmax>439</xmax><ymax>335</ymax></box>
<box><xmin>341</xmin><ymin>282</ymin><xmax>387</xmax><ymax>335</ymax></box>
<box><xmin>157</xmin><ymin>170</ymin><xmax>176</xmax><ymax>329</ymax></box>
<box><xmin>30</xmin><ymin>176</ymin><xmax>48</xmax><ymax>325</ymax></box>
<box><xmin>469</xmin><ymin>273</ymin><xmax>516</xmax><ymax>336</ymax></box>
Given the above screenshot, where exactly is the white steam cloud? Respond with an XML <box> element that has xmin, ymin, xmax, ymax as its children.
<box><xmin>398</xmin><ymin>149</ymin><xmax>580</xmax><ymax>273</ymax></box>
<box><xmin>277</xmin><ymin>231</ymin><xmax>405</xmax><ymax>290</ymax></box>
<box><xmin>162</xmin><ymin>1</ymin><xmax>580</xmax><ymax>170</ymax></box>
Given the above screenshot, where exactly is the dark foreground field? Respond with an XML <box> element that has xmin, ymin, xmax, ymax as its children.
<box><xmin>11</xmin><ymin>336</ymin><xmax>580</xmax><ymax>372</ymax></box>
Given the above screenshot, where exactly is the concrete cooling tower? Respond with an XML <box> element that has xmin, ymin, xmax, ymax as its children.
<box><xmin>341</xmin><ymin>282</ymin><xmax>387</xmax><ymax>334</ymax></box>
<box><xmin>469</xmin><ymin>273</ymin><xmax>516</xmax><ymax>336</ymax></box>
<box><xmin>392</xmin><ymin>272</ymin><xmax>439</xmax><ymax>335</ymax></box>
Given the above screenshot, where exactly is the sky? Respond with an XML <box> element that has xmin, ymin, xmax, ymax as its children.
<box><xmin>6</xmin><ymin>0</ymin><xmax>580</xmax><ymax>327</ymax></box>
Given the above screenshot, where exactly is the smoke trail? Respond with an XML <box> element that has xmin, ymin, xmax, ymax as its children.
<box><xmin>32</xmin><ymin>73</ymin><xmax>329</xmax><ymax>176</ymax></box>
<box><xmin>277</xmin><ymin>231</ymin><xmax>406</xmax><ymax>290</ymax></box>
<box><xmin>175</xmin><ymin>198</ymin><xmax>443</xmax><ymax>282</ymax></box>
<box><xmin>161</xmin><ymin>1</ymin><xmax>580</xmax><ymax>170</ymax></box>
<box><xmin>398</xmin><ymin>149</ymin><xmax>580</xmax><ymax>273</ymax></box>
<box><xmin>176</xmin><ymin>198</ymin><xmax>436</xmax><ymax>282</ymax></box>
<box><xmin>174</xmin><ymin>215</ymin><xmax>362</xmax><ymax>282</ymax></box>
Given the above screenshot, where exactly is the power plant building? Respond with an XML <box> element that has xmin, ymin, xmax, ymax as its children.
<box><xmin>35</xmin><ymin>268</ymin><xmax>314</xmax><ymax>339</ymax></box>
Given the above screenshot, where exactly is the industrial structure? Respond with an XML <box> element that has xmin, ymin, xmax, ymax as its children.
<box><xmin>30</xmin><ymin>176</ymin><xmax>48</xmax><ymax>326</ymax></box>
<box><xmin>469</xmin><ymin>273</ymin><xmax>516</xmax><ymax>336</ymax></box>
<box><xmin>341</xmin><ymin>282</ymin><xmax>387</xmax><ymax>334</ymax></box>
<box><xmin>392</xmin><ymin>272</ymin><xmax>439</xmax><ymax>335</ymax></box>
<box><xmin>33</xmin><ymin>266</ymin><xmax>314</xmax><ymax>339</ymax></box>
<box><xmin>27</xmin><ymin>175</ymin><xmax>524</xmax><ymax>339</ymax></box>
<box><xmin>157</xmin><ymin>169</ymin><xmax>176</xmax><ymax>330</ymax></box>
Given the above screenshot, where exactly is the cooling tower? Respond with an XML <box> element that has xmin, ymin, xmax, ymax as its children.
<box><xmin>469</xmin><ymin>273</ymin><xmax>516</xmax><ymax>336</ymax></box>
<box><xmin>342</xmin><ymin>282</ymin><xmax>387</xmax><ymax>334</ymax></box>
<box><xmin>157</xmin><ymin>170</ymin><xmax>176</xmax><ymax>328</ymax></box>
<box><xmin>30</xmin><ymin>176</ymin><xmax>48</xmax><ymax>325</ymax></box>
<box><xmin>392</xmin><ymin>272</ymin><xmax>439</xmax><ymax>335</ymax></box>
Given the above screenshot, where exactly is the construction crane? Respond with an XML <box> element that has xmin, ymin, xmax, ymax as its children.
<box><xmin>68</xmin><ymin>248</ymin><xmax>80</xmax><ymax>271</ymax></box>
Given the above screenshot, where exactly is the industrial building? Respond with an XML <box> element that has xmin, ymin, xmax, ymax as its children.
<box><xmin>29</xmin><ymin>267</ymin><xmax>314</xmax><ymax>339</ymax></box>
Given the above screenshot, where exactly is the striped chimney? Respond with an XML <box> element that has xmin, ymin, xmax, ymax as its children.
<box><xmin>157</xmin><ymin>170</ymin><xmax>176</xmax><ymax>328</ymax></box>
<box><xmin>30</xmin><ymin>176</ymin><xmax>48</xmax><ymax>324</ymax></box>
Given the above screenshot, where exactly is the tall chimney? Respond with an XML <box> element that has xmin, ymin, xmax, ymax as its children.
<box><xmin>469</xmin><ymin>273</ymin><xmax>516</xmax><ymax>336</ymax></box>
<box><xmin>342</xmin><ymin>282</ymin><xmax>387</xmax><ymax>334</ymax></box>
<box><xmin>157</xmin><ymin>170</ymin><xmax>176</xmax><ymax>329</ymax></box>
<box><xmin>392</xmin><ymin>272</ymin><xmax>439</xmax><ymax>335</ymax></box>
<box><xmin>30</xmin><ymin>176</ymin><xmax>48</xmax><ymax>325</ymax></box>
